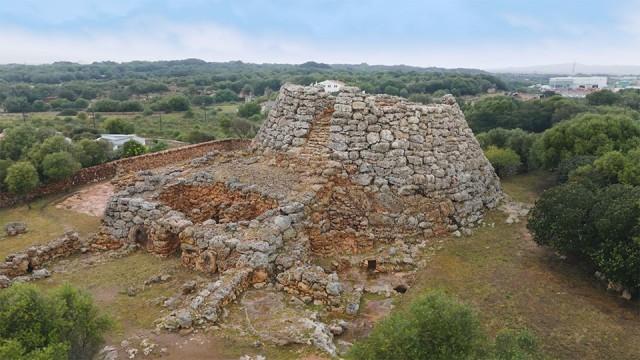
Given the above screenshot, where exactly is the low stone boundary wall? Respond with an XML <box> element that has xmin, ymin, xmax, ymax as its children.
<box><xmin>0</xmin><ymin>231</ymin><xmax>81</xmax><ymax>280</ymax></box>
<box><xmin>0</xmin><ymin>139</ymin><xmax>251</xmax><ymax>208</ymax></box>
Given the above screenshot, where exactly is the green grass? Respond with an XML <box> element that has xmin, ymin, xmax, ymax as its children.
<box><xmin>0</xmin><ymin>193</ymin><xmax>100</xmax><ymax>259</ymax></box>
<box><xmin>34</xmin><ymin>253</ymin><xmax>195</xmax><ymax>335</ymax></box>
<box><xmin>395</xmin><ymin>172</ymin><xmax>640</xmax><ymax>360</ymax></box>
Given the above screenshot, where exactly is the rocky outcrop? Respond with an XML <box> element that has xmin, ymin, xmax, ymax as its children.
<box><xmin>4</xmin><ymin>222</ymin><xmax>27</xmax><ymax>236</ymax></box>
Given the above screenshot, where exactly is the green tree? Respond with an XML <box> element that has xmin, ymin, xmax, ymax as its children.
<box><xmin>347</xmin><ymin>291</ymin><xmax>541</xmax><ymax>360</ymax></box>
<box><xmin>0</xmin><ymin>284</ymin><xmax>111</xmax><ymax>360</ymax></box>
<box><xmin>4</xmin><ymin>162</ymin><xmax>39</xmax><ymax>205</ymax></box>
<box><xmin>237</xmin><ymin>102</ymin><xmax>261</xmax><ymax>118</ymax></box>
<box><xmin>76</xmin><ymin>139</ymin><xmax>112</xmax><ymax>167</ymax></box>
<box><xmin>166</xmin><ymin>95</ymin><xmax>191</xmax><ymax>111</ymax></box>
<box><xmin>528</xmin><ymin>182</ymin><xmax>597</xmax><ymax>259</ymax></box>
<box><xmin>51</xmin><ymin>285</ymin><xmax>113</xmax><ymax>360</ymax></box>
<box><xmin>213</xmin><ymin>89</ymin><xmax>239</xmax><ymax>103</ymax></box>
<box><xmin>103</xmin><ymin>118</ymin><xmax>135</xmax><ymax>134</ymax></box>
<box><xmin>537</xmin><ymin>113</ymin><xmax>640</xmax><ymax>169</ymax></box>
<box><xmin>27</xmin><ymin>135</ymin><xmax>77</xmax><ymax>170</ymax></box>
<box><xmin>0</xmin><ymin>159</ymin><xmax>13</xmax><ymax>191</ymax></box>
<box><xmin>347</xmin><ymin>291</ymin><xmax>485</xmax><ymax>360</ymax></box>
<box><xmin>0</xmin><ymin>125</ymin><xmax>38</xmax><ymax>161</ymax></box>
<box><xmin>484</xmin><ymin>146</ymin><xmax>521</xmax><ymax>178</ymax></box>
<box><xmin>3</xmin><ymin>96</ymin><xmax>31</xmax><ymax>113</ymax></box>
<box><xmin>586</xmin><ymin>90</ymin><xmax>620</xmax><ymax>106</ymax></box>
<box><xmin>42</xmin><ymin>152</ymin><xmax>81</xmax><ymax>182</ymax></box>
<box><xmin>121</xmin><ymin>140</ymin><xmax>146</xmax><ymax>157</ymax></box>
<box><xmin>588</xmin><ymin>185</ymin><xmax>640</xmax><ymax>292</ymax></box>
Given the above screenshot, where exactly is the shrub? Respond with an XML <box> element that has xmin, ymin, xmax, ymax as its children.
<box><xmin>237</xmin><ymin>102</ymin><xmax>261</xmax><ymax>118</ymax></box>
<box><xmin>537</xmin><ymin>113</ymin><xmax>640</xmax><ymax>169</ymax></box>
<box><xmin>555</xmin><ymin>155</ymin><xmax>596</xmax><ymax>183</ymax></box>
<box><xmin>0</xmin><ymin>284</ymin><xmax>111</xmax><ymax>360</ymax></box>
<box><xmin>4</xmin><ymin>161</ymin><xmax>39</xmax><ymax>197</ymax></box>
<box><xmin>0</xmin><ymin>159</ymin><xmax>13</xmax><ymax>191</ymax></box>
<box><xmin>528</xmin><ymin>182</ymin><xmax>596</xmax><ymax>259</ymax></box>
<box><xmin>121</xmin><ymin>140</ymin><xmax>146</xmax><ymax>158</ymax></box>
<box><xmin>148</xmin><ymin>140</ymin><xmax>169</xmax><ymax>152</ymax></box>
<box><xmin>588</xmin><ymin>185</ymin><xmax>640</xmax><ymax>292</ymax></box>
<box><xmin>484</xmin><ymin>146</ymin><xmax>521</xmax><ymax>178</ymax></box>
<box><xmin>75</xmin><ymin>139</ymin><xmax>112</xmax><ymax>167</ymax></box>
<box><xmin>477</xmin><ymin>128</ymin><xmax>538</xmax><ymax>170</ymax></box>
<box><xmin>347</xmin><ymin>291</ymin><xmax>485</xmax><ymax>360</ymax></box>
<box><xmin>103</xmin><ymin>118</ymin><xmax>135</xmax><ymax>134</ymax></box>
<box><xmin>42</xmin><ymin>151</ymin><xmax>81</xmax><ymax>182</ymax></box>
<box><xmin>182</xmin><ymin>130</ymin><xmax>215</xmax><ymax>144</ymax></box>
<box><xmin>347</xmin><ymin>292</ymin><xmax>540</xmax><ymax>360</ymax></box>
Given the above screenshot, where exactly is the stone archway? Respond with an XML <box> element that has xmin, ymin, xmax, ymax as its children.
<box><xmin>128</xmin><ymin>225</ymin><xmax>151</xmax><ymax>250</ymax></box>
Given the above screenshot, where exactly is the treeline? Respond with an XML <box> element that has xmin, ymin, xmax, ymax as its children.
<box><xmin>0</xmin><ymin>60</ymin><xmax>506</xmax><ymax>114</ymax></box>
<box><xmin>463</xmin><ymin>89</ymin><xmax>640</xmax><ymax>297</ymax></box>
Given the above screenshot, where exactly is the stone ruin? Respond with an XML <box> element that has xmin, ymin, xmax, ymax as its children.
<box><xmin>94</xmin><ymin>84</ymin><xmax>502</xmax><ymax>355</ymax></box>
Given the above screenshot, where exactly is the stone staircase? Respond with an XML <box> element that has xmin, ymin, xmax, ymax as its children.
<box><xmin>298</xmin><ymin>111</ymin><xmax>333</xmax><ymax>178</ymax></box>
<box><xmin>300</xmin><ymin>112</ymin><xmax>332</xmax><ymax>159</ymax></box>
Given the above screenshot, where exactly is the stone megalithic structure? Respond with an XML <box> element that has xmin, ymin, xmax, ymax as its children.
<box><xmin>253</xmin><ymin>84</ymin><xmax>501</xmax><ymax>254</ymax></box>
<box><xmin>95</xmin><ymin>84</ymin><xmax>501</xmax><ymax>351</ymax></box>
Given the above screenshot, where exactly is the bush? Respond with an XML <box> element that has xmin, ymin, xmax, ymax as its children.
<box><xmin>42</xmin><ymin>151</ymin><xmax>81</xmax><ymax>182</ymax></box>
<box><xmin>148</xmin><ymin>140</ymin><xmax>169</xmax><ymax>152</ymax></box>
<box><xmin>484</xmin><ymin>146</ymin><xmax>521</xmax><ymax>178</ymax></box>
<box><xmin>75</xmin><ymin>139</ymin><xmax>112</xmax><ymax>167</ymax></box>
<box><xmin>182</xmin><ymin>130</ymin><xmax>215</xmax><ymax>144</ymax></box>
<box><xmin>537</xmin><ymin>113</ymin><xmax>640</xmax><ymax>169</ymax></box>
<box><xmin>0</xmin><ymin>159</ymin><xmax>13</xmax><ymax>191</ymax></box>
<box><xmin>529</xmin><ymin>181</ymin><xmax>640</xmax><ymax>293</ymax></box>
<box><xmin>347</xmin><ymin>291</ymin><xmax>540</xmax><ymax>360</ymax></box>
<box><xmin>103</xmin><ymin>118</ymin><xmax>135</xmax><ymax>134</ymax></box>
<box><xmin>528</xmin><ymin>182</ymin><xmax>597</xmax><ymax>259</ymax></box>
<box><xmin>0</xmin><ymin>284</ymin><xmax>112</xmax><ymax>360</ymax></box>
<box><xmin>477</xmin><ymin>128</ymin><xmax>538</xmax><ymax>170</ymax></box>
<box><xmin>555</xmin><ymin>155</ymin><xmax>596</xmax><ymax>183</ymax></box>
<box><xmin>347</xmin><ymin>291</ymin><xmax>485</xmax><ymax>360</ymax></box>
<box><xmin>4</xmin><ymin>161</ymin><xmax>39</xmax><ymax>196</ymax></box>
<box><xmin>588</xmin><ymin>185</ymin><xmax>640</xmax><ymax>292</ymax></box>
<box><xmin>121</xmin><ymin>140</ymin><xmax>146</xmax><ymax>158</ymax></box>
<box><xmin>237</xmin><ymin>102</ymin><xmax>261</xmax><ymax>118</ymax></box>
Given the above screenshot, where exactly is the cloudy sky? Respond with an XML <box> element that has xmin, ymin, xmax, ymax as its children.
<box><xmin>0</xmin><ymin>0</ymin><xmax>638</xmax><ymax>68</ymax></box>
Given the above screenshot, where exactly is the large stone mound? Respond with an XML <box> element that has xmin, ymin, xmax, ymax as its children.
<box><xmin>93</xmin><ymin>84</ymin><xmax>502</xmax><ymax>356</ymax></box>
<box><xmin>253</xmin><ymin>84</ymin><xmax>501</xmax><ymax>253</ymax></box>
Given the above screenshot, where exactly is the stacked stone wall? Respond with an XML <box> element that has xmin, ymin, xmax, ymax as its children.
<box><xmin>0</xmin><ymin>139</ymin><xmax>250</xmax><ymax>208</ymax></box>
<box><xmin>0</xmin><ymin>232</ymin><xmax>81</xmax><ymax>280</ymax></box>
<box><xmin>253</xmin><ymin>84</ymin><xmax>501</xmax><ymax>254</ymax></box>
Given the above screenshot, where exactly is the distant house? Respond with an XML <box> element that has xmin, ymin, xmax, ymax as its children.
<box><xmin>98</xmin><ymin>134</ymin><xmax>146</xmax><ymax>150</ymax></box>
<box><xmin>315</xmin><ymin>80</ymin><xmax>345</xmax><ymax>93</ymax></box>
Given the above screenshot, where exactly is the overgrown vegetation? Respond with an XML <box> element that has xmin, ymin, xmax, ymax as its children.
<box><xmin>0</xmin><ymin>283</ymin><xmax>112</xmax><ymax>360</ymax></box>
<box><xmin>348</xmin><ymin>291</ymin><xmax>541</xmax><ymax>360</ymax></box>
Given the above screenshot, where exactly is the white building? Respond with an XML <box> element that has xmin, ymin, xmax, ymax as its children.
<box><xmin>98</xmin><ymin>134</ymin><xmax>146</xmax><ymax>150</ymax></box>
<box><xmin>549</xmin><ymin>76</ymin><xmax>608</xmax><ymax>90</ymax></box>
<box><xmin>315</xmin><ymin>80</ymin><xmax>345</xmax><ymax>93</ymax></box>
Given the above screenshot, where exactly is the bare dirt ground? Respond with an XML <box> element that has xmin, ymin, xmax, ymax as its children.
<box><xmin>55</xmin><ymin>182</ymin><xmax>114</xmax><ymax>217</ymax></box>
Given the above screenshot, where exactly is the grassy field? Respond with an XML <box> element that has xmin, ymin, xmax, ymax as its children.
<box><xmin>0</xmin><ymin>193</ymin><xmax>100</xmax><ymax>259</ymax></box>
<box><xmin>0</xmin><ymin>103</ymin><xmax>241</xmax><ymax>141</ymax></box>
<box><xmin>399</xmin><ymin>172</ymin><xmax>640</xmax><ymax>360</ymax></box>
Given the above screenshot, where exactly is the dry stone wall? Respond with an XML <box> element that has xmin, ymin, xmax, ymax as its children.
<box><xmin>0</xmin><ymin>139</ymin><xmax>250</xmax><ymax>208</ymax></box>
<box><xmin>253</xmin><ymin>84</ymin><xmax>501</xmax><ymax>253</ymax></box>
<box><xmin>0</xmin><ymin>231</ymin><xmax>81</xmax><ymax>283</ymax></box>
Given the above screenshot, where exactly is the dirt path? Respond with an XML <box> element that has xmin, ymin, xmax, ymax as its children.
<box><xmin>55</xmin><ymin>182</ymin><xmax>114</xmax><ymax>217</ymax></box>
